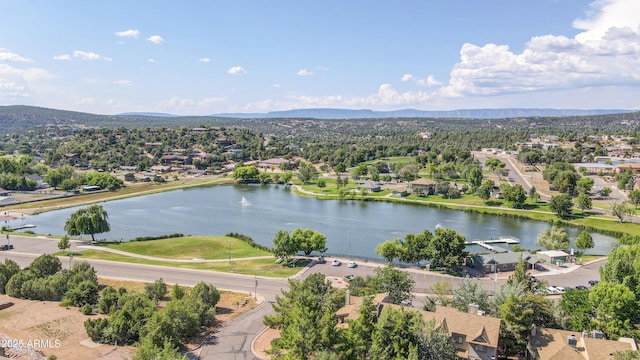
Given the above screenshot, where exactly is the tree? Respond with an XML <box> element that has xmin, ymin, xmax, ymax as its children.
<box><xmin>375</xmin><ymin>239</ymin><xmax>402</xmax><ymax>264</ymax></box>
<box><xmin>576</xmin><ymin>177</ymin><xmax>594</xmax><ymax>194</ymax></box>
<box><xmin>559</xmin><ymin>287</ymin><xmax>592</xmax><ymax>331</ymax></box>
<box><xmin>57</xmin><ymin>235</ymin><xmax>70</xmax><ymax>254</ymax></box>
<box><xmin>64</xmin><ymin>205</ymin><xmax>110</xmax><ymax>242</ymax></box>
<box><xmin>272</xmin><ymin>230</ymin><xmax>296</xmax><ymax>259</ymax></box>
<box><xmin>536</xmin><ymin>226</ymin><xmax>570</xmax><ymax>251</ymax></box>
<box><xmin>65</xmin><ymin>280</ymin><xmax>99</xmax><ymax>307</ymax></box>
<box><xmin>291</xmin><ymin>228</ymin><xmax>327</xmax><ymax>256</ymax></box>
<box><xmin>549</xmin><ymin>193</ymin><xmax>573</xmax><ymax>219</ymax></box>
<box><xmin>372</xmin><ymin>264</ymin><xmax>414</xmax><ymax>305</ymax></box>
<box><xmin>503</xmin><ymin>184</ymin><xmax>527</xmax><ymax>209</ymax></box>
<box><xmin>600</xmin><ymin>186</ymin><xmax>612</xmax><ymax>197</ymax></box>
<box><xmin>528</xmin><ymin>186</ymin><xmax>540</xmax><ymax>202</ymax></box>
<box><xmin>370</xmin><ymin>306</ymin><xmax>422</xmax><ymax>360</ymax></box>
<box><xmin>576</xmin><ymin>193</ymin><xmax>592</xmax><ymax>214</ymax></box>
<box><xmin>467</xmin><ymin>167</ymin><xmax>483</xmax><ymax>190</ymax></box>
<box><xmin>451</xmin><ymin>280</ymin><xmax>490</xmax><ymax>313</ymax></box>
<box><xmin>426</xmin><ymin>227</ymin><xmax>467</xmax><ymax>269</ymax></box>
<box><xmin>297</xmin><ymin>162</ymin><xmax>319</xmax><ymax>184</ymax></box>
<box><xmin>589</xmin><ymin>282</ymin><xmax>639</xmax><ymax>339</ymax></box>
<box><xmin>612</xmin><ymin>201</ymin><xmax>633</xmax><ymax>223</ymax></box>
<box><xmin>476</xmin><ymin>180</ymin><xmax>494</xmax><ymax>202</ymax></box>
<box><xmin>574</xmin><ymin>231</ymin><xmax>594</xmax><ymax>262</ymax></box>
<box><xmin>29</xmin><ymin>253</ymin><xmax>62</xmax><ymax>277</ymax></box>
<box><xmin>629</xmin><ymin>189</ymin><xmax>640</xmax><ymax>209</ymax></box>
<box><xmin>232</xmin><ymin>165</ymin><xmax>259</xmax><ymax>182</ymax></box>
<box><xmin>145</xmin><ymin>278</ymin><xmax>167</xmax><ymax>304</ymax></box>
<box><xmin>599</xmin><ymin>243</ymin><xmax>640</xmax><ymax>298</ymax></box>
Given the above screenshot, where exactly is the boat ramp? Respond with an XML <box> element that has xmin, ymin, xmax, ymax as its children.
<box><xmin>465</xmin><ymin>236</ymin><xmax>519</xmax><ymax>252</ymax></box>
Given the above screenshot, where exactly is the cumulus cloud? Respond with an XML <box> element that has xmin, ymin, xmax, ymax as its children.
<box><xmin>296</xmin><ymin>69</ymin><xmax>314</xmax><ymax>76</ymax></box>
<box><xmin>147</xmin><ymin>35</ymin><xmax>164</xmax><ymax>44</ymax></box>
<box><xmin>148</xmin><ymin>59</ymin><xmax>157</xmax><ymax>63</ymax></box>
<box><xmin>115</xmin><ymin>29</ymin><xmax>140</xmax><ymax>38</ymax></box>
<box><xmin>198</xmin><ymin>58</ymin><xmax>211</xmax><ymax>62</ymax></box>
<box><xmin>156</xmin><ymin>96</ymin><xmax>228</xmax><ymax>114</ymax></box>
<box><xmin>401</xmin><ymin>73</ymin><xmax>442</xmax><ymax>87</ymax></box>
<box><xmin>0</xmin><ymin>48</ymin><xmax>33</xmax><ymax>62</ymax></box>
<box><xmin>401</xmin><ymin>74</ymin><xmax>414</xmax><ymax>81</ymax></box>
<box><xmin>437</xmin><ymin>0</ymin><xmax>640</xmax><ymax>100</ymax></box>
<box><xmin>227</xmin><ymin>66</ymin><xmax>247</xmax><ymax>75</ymax></box>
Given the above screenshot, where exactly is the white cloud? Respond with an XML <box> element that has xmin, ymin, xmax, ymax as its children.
<box><xmin>0</xmin><ymin>48</ymin><xmax>33</xmax><ymax>62</ymax></box>
<box><xmin>435</xmin><ymin>0</ymin><xmax>640</xmax><ymax>100</ymax></box>
<box><xmin>147</xmin><ymin>35</ymin><xmax>164</xmax><ymax>44</ymax></box>
<box><xmin>156</xmin><ymin>96</ymin><xmax>228</xmax><ymax>114</ymax></box>
<box><xmin>227</xmin><ymin>66</ymin><xmax>247</xmax><ymax>75</ymax></box>
<box><xmin>73</xmin><ymin>51</ymin><xmax>101</xmax><ymax>60</ymax></box>
<box><xmin>296</xmin><ymin>69</ymin><xmax>314</xmax><ymax>76</ymax></box>
<box><xmin>401</xmin><ymin>74</ymin><xmax>414</xmax><ymax>81</ymax></box>
<box><xmin>77</xmin><ymin>97</ymin><xmax>97</xmax><ymax>105</ymax></box>
<box><xmin>103</xmin><ymin>57</ymin><xmax>113</xmax><ymax>62</ymax></box>
<box><xmin>272</xmin><ymin>83</ymin><xmax>281</xmax><ymax>88</ymax></box>
<box><xmin>115</xmin><ymin>29</ymin><xmax>140</xmax><ymax>38</ymax></box>
<box><xmin>53</xmin><ymin>54</ymin><xmax>72</xmax><ymax>60</ymax></box>
<box><xmin>114</xmin><ymin>80</ymin><xmax>134</xmax><ymax>86</ymax></box>
<box><xmin>148</xmin><ymin>59</ymin><xmax>157</xmax><ymax>63</ymax></box>
<box><xmin>198</xmin><ymin>58</ymin><xmax>211</xmax><ymax>62</ymax></box>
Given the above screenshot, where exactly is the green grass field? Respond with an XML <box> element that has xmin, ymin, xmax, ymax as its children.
<box><xmin>101</xmin><ymin>235</ymin><xmax>272</xmax><ymax>259</ymax></box>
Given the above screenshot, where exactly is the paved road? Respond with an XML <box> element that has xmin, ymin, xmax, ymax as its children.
<box><xmin>0</xmin><ymin>238</ymin><xmax>606</xmax><ymax>359</ymax></box>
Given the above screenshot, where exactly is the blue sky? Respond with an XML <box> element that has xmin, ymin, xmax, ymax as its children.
<box><xmin>1</xmin><ymin>0</ymin><xmax>639</xmax><ymax>115</ymax></box>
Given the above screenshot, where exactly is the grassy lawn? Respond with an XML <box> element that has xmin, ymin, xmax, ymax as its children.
<box><xmin>72</xmin><ymin>249</ymin><xmax>306</xmax><ymax>277</ymax></box>
<box><xmin>100</xmin><ymin>235</ymin><xmax>271</xmax><ymax>259</ymax></box>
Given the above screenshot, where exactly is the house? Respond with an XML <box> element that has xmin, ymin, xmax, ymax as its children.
<box><xmin>468</xmin><ymin>251</ymin><xmax>539</xmax><ymax>274</ymax></box>
<box><xmin>25</xmin><ymin>174</ymin><xmax>47</xmax><ymax>189</ymax></box>
<box><xmin>257</xmin><ymin>158</ymin><xmax>294</xmax><ymax>170</ymax></box>
<box><xmin>535</xmin><ymin>250</ymin><xmax>571</xmax><ymax>266</ymax></box>
<box><xmin>528</xmin><ymin>326</ymin><xmax>638</xmax><ymax>360</ymax></box>
<box><xmin>122</xmin><ymin>172</ymin><xmax>135</xmax><ymax>182</ymax></box>
<box><xmin>161</xmin><ymin>155</ymin><xmax>192</xmax><ymax>166</ymax></box>
<box><xmin>615</xmin><ymin>162</ymin><xmax>640</xmax><ymax>174</ymax></box>
<box><xmin>573</xmin><ymin>163</ymin><xmax>616</xmax><ymax>175</ymax></box>
<box><xmin>149</xmin><ymin>165</ymin><xmax>172</xmax><ymax>173</ymax></box>
<box><xmin>336</xmin><ymin>294</ymin><xmax>501</xmax><ymax>360</ymax></box>
<box><xmin>410</xmin><ymin>178</ymin><xmax>436</xmax><ymax>196</ymax></box>
<box><xmin>358</xmin><ymin>181</ymin><xmax>382</xmax><ymax>193</ymax></box>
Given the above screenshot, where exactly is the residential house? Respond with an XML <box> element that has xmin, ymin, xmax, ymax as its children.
<box><xmin>615</xmin><ymin>162</ymin><xmax>640</xmax><ymax>174</ymax></box>
<box><xmin>573</xmin><ymin>163</ymin><xmax>616</xmax><ymax>175</ymax></box>
<box><xmin>528</xmin><ymin>326</ymin><xmax>638</xmax><ymax>360</ymax></box>
<box><xmin>410</xmin><ymin>178</ymin><xmax>436</xmax><ymax>196</ymax></box>
<box><xmin>336</xmin><ymin>294</ymin><xmax>501</xmax><ymax>360</ymax></box>
<box><xmin>149</xmin><ymin>165</ymin><xmax>172</xmax><ymax>173</ymax></box>
<box><xmin>25</xmin><ymin>174</ymin><xmax>47</xmax><ymax>189</ymax></box>
<box><xmin>358</xmin><ymin>180</ymin><xmax>382</xmax><ymax>193</ymax></box>
<box><xmin>161</xmin><ymin>155</ymin><xmax>192</xmax><ymax>166</ymax></box>
<box><xmin>257</xmin><ymin>158</ymin><xmax>294</xmax><ymax>170</ymax></box>
<box><xmin>122</xmin><ymin>172</ymin><xmax>135</xmax><ymax>182</ymax></box>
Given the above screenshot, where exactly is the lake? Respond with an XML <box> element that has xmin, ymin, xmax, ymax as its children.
<box><xmin>5</xmin><ymin>184</ymin><xmax>618</xmax><ymax>259</ymax></box>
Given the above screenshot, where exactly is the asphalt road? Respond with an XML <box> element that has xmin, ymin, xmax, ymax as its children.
<box><xmin>0</xmin><ymin>237</ymin><xmax>606</xmax><ymax>359</ymax></box>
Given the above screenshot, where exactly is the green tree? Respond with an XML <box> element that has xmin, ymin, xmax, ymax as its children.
<box><xmin>372</xmin><ymin>265</ymin><xmax>414</xmax><ymax>305</ymax></box>
<box><xmin>297</xmin><ymin>162</ymin><xmax>319</xmax><ymax>184</ymax></box>
<box><xmin>65</xmin><ymin>280</ymin><xmax>99</xmax><ymax>306</ymax></box>
<box><xmin>232</xmin><ymin>165</ymin><xmax>259</xmax><ymax>182</ymax></box>
<box><xmin>375</xmin><ymin>240</ymin><xmax>402</xmax><ymax>264</ymax></box>
<box><xmin>576</xmin><ymin>193</ymin><xmax>592</xmax><ymax>214</ymax></box>
<box><xmin>536</xmin><ymin>226</ymin><xmax>570</xmax><ymax>251</ymax></box>
<box><xmin>467</xmin><ymin>166</ymin><xmax>483</xmax><ymax>190</ymax></box>
<box><xmin>612</xmin><ymin>201</ymin><xmax>633</xmax><ymax>223</ymax></box>
<box><xmin>559</xmin><ymin>287</ymin><xmax>592</xmax><ymax>331</ymax></box>
<box><xmin>528</xmin><ymin>186</ymin><xmax>540</xmax><ymax>202</ymax></box>
<box><xmin>57</xmin><ymin>235</ymin><xmax>70</xmax><ymax>254</ymax></box>
<box><xmin>503</xmin><ymin>183</ymin><xmax>527</xmax><ymax>209</ymax></box>
<box><xmin>133</xmin><ymin>337</ymin><xmax>188</xmax><ymax>360</ymax></box>
<box><xmin>589</xmin><ymin>282</ymin><xmax>639</xmax><ymax>339</ymax></box>
<box><xmin>145</xmin><ymin>278</ymin><xmax>167</xmax><ymax>304</ymax></box>
<box><xmin>272</xmin><ymin>230</ymin><xmax>298</xmax><ymax>259</ymax></box>
<box><xmin>369</xmin><ymin>306</ymin><xmax>422</xmax><ymax>360</ymax></box>
<box><xmin>64</xmin><ymin>205</ymin><xmax>110</xmax><ymax>242</ymax></box>
<box><xmin>291</xmin><ymin>228</ymin><xmax>327</xmax><ymax>256</ymax></box>
<box><xmin>576</xmin><ymin>177</ymin><xmax>594</xmax><ymax>194</ymax></box>
<box><xmin>549</xmin><ymin>193</ymin><xmax>573</xmax><ymax>219</ymax></box>
<box><xmin>599</xmin><ymin>243</ymin><xmax>640</xmax><ymax>297</ymax></box>
<box><xmin>476</xmin><ymin>180</ymin><xmax>494</xmax><ymax>202</ymax></box>
<box><xmin>29</xmin><ymin>253</ymin><xmax>62</xmax><ymax>277</ymax></box>
<box><xmin>629</xmin><ymin>189</ymin><xmax>640</xmax><ymax>209</ymax></box>
<box><xmin>426</xmin><ymin>227</ymin><xmax>467</xmax><ymax>269</ymax></box>
<box><xmin>575</xmin><ymin>231</ymin><xmax>594</xmax><ymax>262</ymax></box>
<box><xmin>343</xmin><ymin>295</ymin><xmax>377</xmax><ymax>359</ymax></box>
<box><xmin>451</xmin><ymin>280</ymin><xmax>490</xmax><ymax>313</ymax></box>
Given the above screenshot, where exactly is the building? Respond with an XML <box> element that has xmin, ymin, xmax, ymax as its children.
<box><xmin>122</xmin><ymin>172</ymin><xmax>135</xmax><ymax>182</ymax></box>
<box><xmin>535</xmin><ymin>250</ymin><xmax>571</xmax><ymax>266</ymax></box>
<box><xmin>358</xmin><ymin>180</ymin><xmax>382</xmax><ymax>193</ymax></box>
<box><xmin>336</xmin><ymin>294</ymin><xmax>501</xmax><ymax>360</ymax></box>
<box><xmin>528</xmin><ymin>326</ymin><xmax>638</xmax><ymax>360</ymax></box>
<box><xmin>468</xmin><ymin>251</ymin><xmax>539</xmax><ymax>274</ymax></box>
<box><xmin>410</xmin><ymin>177</ymin><xmax>436</xmax><ymax>196</ymax></box>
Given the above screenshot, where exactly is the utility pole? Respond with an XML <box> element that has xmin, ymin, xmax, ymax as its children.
<box><xmin>228</xmin><ymin>241</ymin><xmax>232</xmax><ymax>272</ymax></box>
<box><xmin>254</xmin><ymin>275</ymin><xmax>258</xmax><ymax>300</ymax></box>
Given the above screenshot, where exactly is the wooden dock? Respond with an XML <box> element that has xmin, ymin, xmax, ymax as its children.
<box><xmin>465</xmin><ymin>236</ymin><xmax>519</xmax><ymax>252</ymax></box>
<box><xmin>7</xmin><ymin>224</ymin><xmax>36</xmax><ymax>231</ymax></box>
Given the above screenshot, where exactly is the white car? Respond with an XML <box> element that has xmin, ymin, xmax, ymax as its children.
<box><xmin>547</xmin><ymin>286</ymin><xmax>559</xmax><ymax>294</ymax></box>
<box><xmin>347</xmin><ymin>261</ymin><xmax>357</xmax><ymax>268</ymax></box>
<box><xmin>331</xmin><ymin>259</ymin><xmax>342</xmax><ymax>266</ymax></box>
<box><xmin>555</xmin><ymin>286</ymin><xmax>566</xmax><ymax>293</ymax></box>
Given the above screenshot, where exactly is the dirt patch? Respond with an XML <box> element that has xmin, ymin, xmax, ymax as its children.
<box><xmin>0</xmin><ymin>279</ymin><xmax>257</xmax><ymax>360</ymax></box>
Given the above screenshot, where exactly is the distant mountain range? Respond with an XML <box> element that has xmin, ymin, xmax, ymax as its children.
<box><xmin>211</xmin><ymin>108</ymin><xmax>634</xmax><ymax>120</ymax></box>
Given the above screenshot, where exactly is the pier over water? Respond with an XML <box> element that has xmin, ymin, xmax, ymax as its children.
<box><xmin>466</xmin><ymin>236</ymin><xmax>519</xmax><ymax>252</ymax></box>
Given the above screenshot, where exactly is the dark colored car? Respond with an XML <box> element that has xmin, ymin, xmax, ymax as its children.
<box><xmin>588</xmin><ymin>280</ymin><xmax>600</xmax><ymax>287</ymax></box>
<box><xmin>575</xmin><ymin>285</ymin><xmax>589</xmax><ymax>290</ymax></box>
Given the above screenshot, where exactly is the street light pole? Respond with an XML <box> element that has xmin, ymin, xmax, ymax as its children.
<box><xmin>228</xmin><ymin>241</ymin><xmax>232</xmax><ymax>272</ymax></box>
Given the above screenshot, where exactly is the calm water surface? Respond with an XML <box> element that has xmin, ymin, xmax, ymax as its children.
<box><xmin>7</xmin><ymin>185</ymin><xmax>617</xmax><ymax>259</ymax></box>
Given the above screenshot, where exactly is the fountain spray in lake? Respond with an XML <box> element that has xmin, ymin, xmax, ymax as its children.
<box><xmin>241</xmin><ymin>196</ymin><xmax>251</xmax><ymax>207</ymax></box>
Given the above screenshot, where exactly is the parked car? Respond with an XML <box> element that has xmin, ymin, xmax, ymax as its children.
<box><xmin>588</xmin><ymin>280</ymin><xmax>600</xmax><ymax>287</ymax></box>
<box><xmin>317</xmin><ymin>256</ymin><xmax>326</xmax><ymax>264</ymax></box>
<box><xmin>555</xmin><ymin>286</ymin><xmax>566</xmax><ymax>293</ymax></box>
<box><xmin>347</xmin><ymin>261</ymin><xmax>357</xmax><ymax>268</ymax></box>
<box><xmin>332</xmin><ymin>259</ymin><xmax>342</xmax><ymax>266</ymax></box>
<box><xmin>547</xmin><ymin>286</ymin><xmax>559</xmax><ymax>294</ymax></box>
<box><xmin>575</xmin><ymin>285</ymin><xmax>589</xmax><ymax>290</ymax></box>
